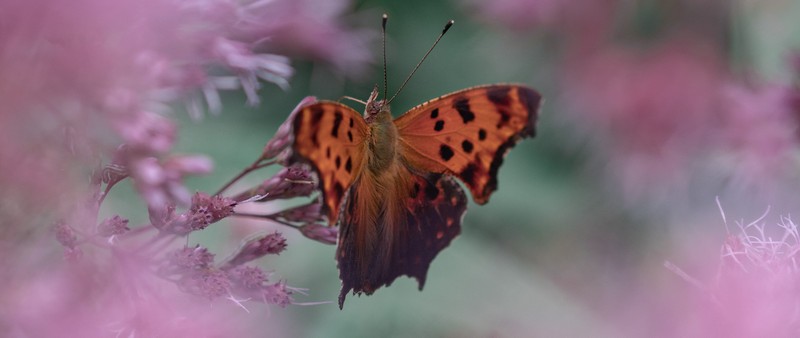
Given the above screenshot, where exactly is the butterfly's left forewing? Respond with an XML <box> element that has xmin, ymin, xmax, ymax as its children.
<box><xmin>394</xmin><ymin>84</ymin><xmax>541</xmax><ymax>204</ymax></box>
<box><xmin>291</xmin><ymin>102</ymin><xmax>369</xmax><ymax>225</ymax></box>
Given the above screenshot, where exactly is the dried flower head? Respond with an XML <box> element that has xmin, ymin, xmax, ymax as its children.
<box><xmin>233</xmin><ymin>164</ymin><xmax>315</xmax><ymax>202</ymax></box>
<box><xmin>53</xmin><ymin>221</ymin><xmax>78</xmax><ymax>249</ymax></box>
<box><xmin>96</xmin><ymin>215</ymin><xmax>130</xmax><ymax>237</ymax></box>
<box><xmin>182</xmin><ymin>268</ymin><xmax>233</xmax><ymax>300</ymax></box>
<box><xmin>228</xmin><ymin>265</ymin><xmax>269</xmax><ymax>289</ymax></box>
<box><xmin>262</xmin><ymin>281</ymin><xmax>294</xmax><ymax>308</ymax></box>
<box><xmin>222</xmin><ymin>232</ymin><xmax>287</xmax><ymax>268</ymax></box>
<box><xmin>163</xmin><ymin>245</ymin><xmax>216</xmax><ymax>275</ymax></box>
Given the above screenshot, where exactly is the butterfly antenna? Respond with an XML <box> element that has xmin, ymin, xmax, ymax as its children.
<box><xmin>382</xmin><ymin>13</ymin><xmax>389</xmax><ymax>100</ymax></box>
<box><xmin>387</xmin><ymin>19</ymin><xmax>454</xmax><ymax>104</ymax></box>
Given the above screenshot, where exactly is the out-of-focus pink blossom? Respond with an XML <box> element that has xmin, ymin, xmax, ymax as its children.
<box><xmin>96</xmin><ymin>215</ymin><xmax>130</xmax><ymax>237</ymax></box>
<box><xmin>561</xmin><ymin>38</ymin><xmax>727</xmax><ymax>199</ymax></box>
<box><xmin>718</xmin><ymin>83</ymin><xmax>799</xmax><ymax>185</ymax></box>
<box><xmin>53</xmin><ymin>220</ymin><xmax>79</xmax><ymax>249</ymax></box>
<box><xmin>127</xmin><ymin>155</ymin><xmax>214</xmax><ymax>209</ymax></box>
<box><xmin>658</xmin><ymin>207</ymin><xmax>800</xmax><ymax>337</ymax></box>
<box><xmin>5</xmin><ymin>247</ymin><xmax>251</xmax><ymax>337</ymax></box>
<box><xmin>463</xmin><ymin>0</ymin><xmax>563</xmax><ymax>30</ymax></box>
<box><xmin>232</xmin><ymin>0</ymin><xmax>373</xmax><ymax>77</ymax></box>
<box><xmin>0</xmin><ymin>0</ymin><xmax>365</xmax><ymax>333</ymax></box>
<box><xmin>0</xmin><ymin>0</ymin><xmax>369</xmax><ymax>217</ymax></box>
<box><xmin>462</xmin><ymin>0</ymin><xmax>617</xmax><ymax>45</ymax></box>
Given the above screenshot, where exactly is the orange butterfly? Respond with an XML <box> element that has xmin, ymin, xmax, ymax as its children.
<box><xmin>289</xmin><ymin>17</ymin><xmax>542</xmax><ymax>309</ymax></box>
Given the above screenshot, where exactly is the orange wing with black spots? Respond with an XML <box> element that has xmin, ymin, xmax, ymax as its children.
<box><xmin>291</xmin><ymin>101</ymin><xmax>369</xmax><ymax>225</ymax></box>
<box><xmin>394</xmin><ymin>84</ymin><xmax>541</xmax><ymax>204</ymax></box>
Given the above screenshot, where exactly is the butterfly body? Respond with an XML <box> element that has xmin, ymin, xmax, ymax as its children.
<box><xmin>290</xmin><ymin>84</ymin><xmax>541</xmax><ymax>308</ymax></box>
<box><xmin>363</xmin><ymin>97</ymin><xmax>399</xmax><ymax>173</ymax></box>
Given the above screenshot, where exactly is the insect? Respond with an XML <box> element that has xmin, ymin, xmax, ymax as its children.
<box><xmin>289</xmin><ymin>15</ymin><xmax>541</xmax><ymax>309</ymax></box>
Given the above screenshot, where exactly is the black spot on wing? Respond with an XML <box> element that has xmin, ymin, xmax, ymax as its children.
<box><xmin>487</xmin><ymin>86</ymin><xmax>511</xmax><ymax>106</ymax></box>
<box><xmin>310</xmin><ymin>106</ymin><xmax>324</xmax><ymax>125</ymax></box>
<box><xmin>439</xmin><ymin>144</ymin><xmax>454</xmax><ymax>161</ymax></box>
<box><xmin>460</xmin><ymin>163</ymin><xmax>478</xmax><ymax>184</ymax></box>
<box><xmin>332</xmin><ymin>110</ymin><xmax>343</xmax><ymax>137</ymax></box>
<box><xmin>517</xmin><ymin>87</ymin><xmax>541</xmax><ymax>137</ymax></box>
<box><xmin>430</xmin><ymin>108</ymin><xmax>439</xmax><ymax>119</ymax></box>
<box><xmin>497</xmin><ymin>109</ymin><xmax>511</xmax><ymax>129</ymax></box>
<box><xmin>333</xmin><ymin>182</ymin><xmax>345</xmax><ymax>201</ymax></box>
<box><xmin>345</xmin><ymin>157</ymin><xmax>352</xmax><ymax>173</ymax></box>
<box><xmin>335</xmin><ymin>156</ymin><xmax>341</xmax><ymax>169</ymax></box>
<box><xmin>434</xmin><ymin>120</ymin><xmax>445</xmax><ymax>132</ymax></box>
<box><xmin>461</xmin><ymin>140</ymin><xmax>473</xmax><ymax>153</ymax></box>
<box><xmin>347</xmin><ymin>130</ymin><xmax>353</xmax><ymax>142</ymax></box>
<box><xmin>478</xmin><ymin>128</ymin><xmax>487</xmax><ymax>141</ymax></box>
<box><xmin>453</xmin><ymin>98</ymin><xmax>475</xmax><ymax>124</ymax></box>
<box><xmin>349</xmin><ymin>117</ymin><xmax>354</xmax><ymax>128</ymax></box>
<box><xmin>485</xmin><ymin>138</ymin><xmax>518</xmax><ymax>198</ymax></box>
<box><xmin>424</xmin><ymin>180</ymin><xmax>440</xmax><ymax>200</ymax></box>
<box><xmin>326</xmin><ymin>146</ymin><xmax>331</xmax><ymax>159</ymax></box>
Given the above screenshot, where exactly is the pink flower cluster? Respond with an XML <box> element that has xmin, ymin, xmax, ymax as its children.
<box><xmin>664</xmin><ymin>206</ymin><xmax>800</xmax><ymax>336</ymax></box>
<box><xmin>0</xmin><ymin>0</ymin><xmax>361</xmax><ymax>335</ymax></box>
<box><xmin>467</xmin><ymin>0</ymin><xmax>800</xmax><ymax>201</ymax></box>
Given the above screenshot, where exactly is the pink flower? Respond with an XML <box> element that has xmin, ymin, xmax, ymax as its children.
<box><xmin>663</xmin><ymin>206</ymin><xmax>800</xmax><ymax>336</ymax></box>
<box><xmin>462</xmin><ymin>0</ymin><xmax>617</xmax><ymax>45</ymax></box>
<box><xmin>96</xmin><ymin>215</ymin><xmax>130</xmax><ymax>237</ymax></box>
<box><xmin>561</xmin><ymin>38</ymin><xmax>727</xmax><ymax>200</ymax></box>
<box><xmin>0</xmin><ymin>0</ymin><xmax>370</xmax><ymax>216</ymax></box>
<box><xmin>0</xmin><ymin>0</ymin><xmax>367</xmax><ymax>333</ymax></box>
<box><xmin>718</xmin><ymin>83</ymin><xmax>799</xmax><ymax>185</ymax></box>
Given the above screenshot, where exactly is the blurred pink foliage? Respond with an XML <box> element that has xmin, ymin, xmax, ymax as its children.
<box><xmin>657</xmin><ymin>207</ymin><xmax>800</xmax><ymax>337</ymax></box>
<box><xmin>0</xmin><ymin>0</ymin><xmax>365</xmax><ymax>335</ymax></box>
<box><xmin>720</xmin><ymin>83</ymin><xmax>800</xmax><ymax>185</ymax></box>
<box><xmin>464</xmin><ymin>1</ymin><xmax>800</xmax><ymax>336</ymax></box>
<box><xmin>562</xmin><ymin>38</ymin><xmax>728</xmax><ymax>198</ymax></box>
<box><xmin>466</xmin><ymin>0</ymin><xmax>800</xmax><ymax>200</ymax></box>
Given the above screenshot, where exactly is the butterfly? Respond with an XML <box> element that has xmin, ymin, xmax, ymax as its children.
<box><xmin>288</xmin><ymin>15</ymin><xmax>541</xmax><ymax>309</ymax></box>
<box><xmin>290</xmin><ymin>83</ymin><xmax>540</xmax><ymax>308</ymax></box>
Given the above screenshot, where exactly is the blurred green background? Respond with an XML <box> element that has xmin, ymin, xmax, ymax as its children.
<box><xmin>105</xmin><ymin>0</ymin><xmax>800</xmax><ymax>336</ymax></box>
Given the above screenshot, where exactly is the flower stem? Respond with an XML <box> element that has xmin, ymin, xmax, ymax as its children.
<box><xmin>215</xmin><ymin>158</ymin><xmax>277</xmax><ymax>196</ymax></box>
<box><xmin>231</xmin><ymin>211</ymin><xmax>300</xmax><ymax>229</ymax></box>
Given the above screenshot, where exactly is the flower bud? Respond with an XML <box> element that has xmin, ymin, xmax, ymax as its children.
<box><xmin>222</xmin><ymin>232</ymin><xmax>287</xmax><ymax>268</ymax></box>
<box><xmin>97</xmin><ymin>215</ymin><xmax>130</xmax><ymax>237</ymax></box>
<box><xmin>262</xmin><ymin>96</ymin><xmax>317</xmax><ymax>159</ymax></box>
<box><xmin>299</xmin><ymin>223</ymin><xmax>338</xmax><ymax>245</ymax></box>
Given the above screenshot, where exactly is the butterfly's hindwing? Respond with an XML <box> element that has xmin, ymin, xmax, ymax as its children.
<box><xmin>336</xmin><ymin>167</ymin><xmax>466</xmax><ymax>308</ymax></box>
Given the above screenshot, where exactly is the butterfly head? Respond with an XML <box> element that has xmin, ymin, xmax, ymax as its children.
<box><xmin>364</xmin><ymin>85</ymin><xmax>391</xmax><ymax>123</ymax></box>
